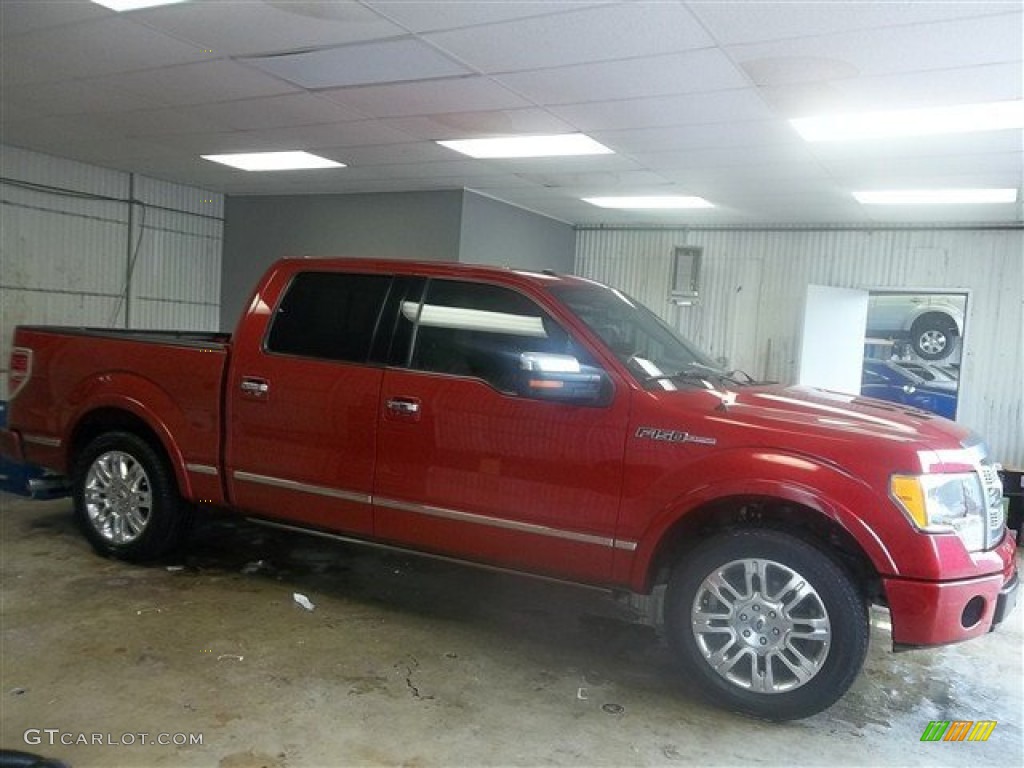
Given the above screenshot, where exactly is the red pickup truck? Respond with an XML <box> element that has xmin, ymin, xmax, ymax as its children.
<box><xmin>2</xmin><ymin>258</ymin><xmax>1017</xmax><ymax>720</ymax></box>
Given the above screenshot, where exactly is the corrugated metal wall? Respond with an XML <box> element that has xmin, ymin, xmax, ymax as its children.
<box><xmin>1</xmin><ymin>145</ymin><xmax>223</xmax><ymax>399</ymax></box>
<box><xmin>576</xmin><ymin>226</ymin><xmax>1024</xmax><ymax>466</ymax></box>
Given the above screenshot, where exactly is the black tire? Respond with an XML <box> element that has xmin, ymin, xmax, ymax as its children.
<box><xmin>909</xmin><ymin>313</ymin><xmax>958</xmax><ymax>361</ymax></box>
<box><xmin>72</xmin><ymin>431</ymin><xmax>191</xmax><ymax>561</ymax></box>
<box><xmin>664</xmin><ymin>529</ymin><xmax>868</xmax><ymax>721</ymax></box>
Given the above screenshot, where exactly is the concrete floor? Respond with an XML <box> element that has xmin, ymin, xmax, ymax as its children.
<box><xmin>1</xmin><ymin>493</ymin><xmax>1021</xmax><ymax>768</ymax></box>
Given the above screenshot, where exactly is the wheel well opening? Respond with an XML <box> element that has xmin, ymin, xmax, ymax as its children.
<box><xmin>913</xmin><ymin>311</ymin><xmax>958</xmax><ymax>334</ymax></box>
<box><xmin>70</xmin><ymin>409</ymin><xmax>170</xmax><ymax>472</ymax></box>
<box><xmin>648</xmin><ymin>496</ymin><xmax>881</xmax><ymax>602</ymax></box>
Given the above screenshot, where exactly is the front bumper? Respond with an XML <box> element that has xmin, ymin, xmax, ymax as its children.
<box><xmin>885</xmin><ymin>549</ymin><xmax>1018</xmax><ymax>648</ymax></box>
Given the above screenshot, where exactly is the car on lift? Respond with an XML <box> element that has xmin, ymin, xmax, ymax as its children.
<box><xmin>861</xmin><ymin>358</ymin><xmax>958</xmax><ymax>419</ymax></box>
<box><xmin>866</xmin><ymin>294</ymin><xmax>964</xmax><ymax>361</ymax></box>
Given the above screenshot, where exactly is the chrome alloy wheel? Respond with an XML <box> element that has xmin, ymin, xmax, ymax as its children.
<box><xmin>918</xmin><ymin>329</ymin><xmax>948</xmax><ymax>356</ymax></box>
<box><xmin>691</xmin><ymin>558</ymin><xmax>831</xmax><ymax>694</ymax></box>
<box><xmin>83</xmin><ymin>450</ymin><xmax>153</xmax><ymax>544</ymax></box>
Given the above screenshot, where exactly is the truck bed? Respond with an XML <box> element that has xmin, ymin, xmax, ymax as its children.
<box><xmin>5</xmin><ymin>325</ymin><xmax>230</xmax><ymax>500</ymax></box>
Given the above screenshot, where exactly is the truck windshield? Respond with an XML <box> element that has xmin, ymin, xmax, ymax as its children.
<box><xmin>549</xmin><ymin>282</ymin><xmax>730</xmax><ymax>390</ymax></box>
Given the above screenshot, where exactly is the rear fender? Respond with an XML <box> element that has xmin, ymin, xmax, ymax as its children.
<box><xmin>63</xmin><ymin>373</ymin><xmax>196</xmax><ymax>499</ymax></box>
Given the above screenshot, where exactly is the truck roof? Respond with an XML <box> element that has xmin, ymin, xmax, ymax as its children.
<box><xmin>272</xmin><ymin>257</ymin><xmax>597</xmax><ymax>292</ymax></box>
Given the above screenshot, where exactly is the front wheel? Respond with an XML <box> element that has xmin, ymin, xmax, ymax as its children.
<box><xmin>72</xmin><ymin>431</ymin><xmax>191</xmax><ymax>561</ymax></box>
<box><xmin>664</xmin><ymin>529</ymin><xmax>868</xmax><ymax>720</ymax></box>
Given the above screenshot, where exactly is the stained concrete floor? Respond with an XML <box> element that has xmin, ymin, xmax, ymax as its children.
<box><xmin>1</xmin><ymin>493</ymin><xmax>1021</xmax><ymax>768</ymax></box>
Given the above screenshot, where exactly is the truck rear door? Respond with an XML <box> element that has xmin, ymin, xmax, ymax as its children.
<box><xmin>224</xmin><ymin>270</ymin><xmax>390</xmax><ymax>535</ymax></box>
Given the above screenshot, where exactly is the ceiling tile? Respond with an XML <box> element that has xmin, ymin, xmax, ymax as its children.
<box><xmin>365</xmin><ymin>1</ymin><xmax>616</xmax><ymax>32</ymax></box>
<box><xmin>818</xmin><ymin>151</ymin><xmax>1024</xmax><ymax>184</ymax></box>
<box><xmin>324</xmin><ymin>141</ymin><xmax>456</xmax><ymax>166</ymax></box>
<box><xmin>495</xmin><ymin>49</ymin><xmax>750</xmax><ymax>106</ymax></box>
<box><xmin>0</xmin><ymin>0</ymin><xmax>111</xmax><ymax>37</ymax></box>
<box><xmin>549</xmin><ymin>90</ymin><xmax>775</xmax><ymax>131</ymax></box>
<box><xmin>1</xmin><ymin>79</ymin><xmax>168</xmax><ymax>117</ymax></box>
<box><xmin>101</xmin><ymin>60</ymin><xmax>301</xmax><ymax>108</ymax></box>
<box><xmin>379</xmin><ymin>109</ymin><xmax>576</xmax><ymax>141</ymax></box>
<box><xmin>0</xmin><ymin>17</ymin><xmax>210</xmax><ymax>86</ymax></box>
<box><xmin>113</xmin><ymin>107</ymin><xmax>239</xmax><ymax>137</ymax></box>
<box><xmin>247</xmin><ymin>120</ymin><xmax>420</xmax><ymax>149</ymax></box>
<box><xmin>464</xmin><ymin>153</ymin><xmax>644</xmax><ymax>176</ymax></box>
<box><xmin>424</xmin><ymin>3</ymin><xmax>713</xmax><ymax>73</ymax></box>
<box><xmin>322</xmin><ymin>77</ymin><xmax>531</xmax><ymax>118</ymax></box>
<box><xmin>592</xmin><ymin>121</ymin><xmax>801</xmax><ymax>154</ymax></box>
<box><xmin>515</xmin><ymin>170</ymin><xmax>675</xmax><ymax>194</ymax></box>
<box><xmin>339</xmin><ymin>160</ymin><xmax>511</xmax><ymax>181</ymax></box>
<box><xmin>634</xmin><ymin>143</ymin><xmax>825</xmax><ymax>174</ymax></box>
<box><xmin>190</xmin><ymin>94</ymin><xmax>369</xmax><ymax>131</ymax></box>
<box><xmin>691</xmin><ymin>1</ymin><xmax>1016</xmax><ymax>46</ymax></box>
<box><xmin>805</xmin><ymin>130</ymin><xmax>1024</xmax><ymax>162</ymax></box>
<box><xmin>730</xmin><ymin>13</ymin><xmax>1023</xmax><ymax>85</ymax></box>
<box><xmin>133</xmin><ymin>0</ymin><xmax>407</xmax><ymax>56</ymax></box>
<box><xmin>243</xmin><ymin>38</ymin><xmax>471</xmax><ymax>89</ymax></box>
<box><xmin>761</xmin><ymin>62</ymin><xmax>1024</xmax><ymax>117</ymax></box>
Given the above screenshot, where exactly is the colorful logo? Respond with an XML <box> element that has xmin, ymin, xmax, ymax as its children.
<box><xmin>920</xmin><ymin>720</ymin><xmax>997</xmax><ymax>742</ymax></box>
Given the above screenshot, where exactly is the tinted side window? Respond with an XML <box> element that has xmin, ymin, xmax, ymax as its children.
<box><xmin>266</xmin><ymin>272</ymin><xmax>391</xmax><ymax>362</ymax></box>
<box><xmin>408</xmin><ymin>280</ymin><xmax>578</xmax><ymax>393</ymax></box>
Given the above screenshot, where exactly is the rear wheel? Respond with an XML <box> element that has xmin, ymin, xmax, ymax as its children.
<box><xmin>664</xmin><ymin>529</ymin><xmax>868</xmax><ymax>720</ymax></box>
<box><xmin>72</xmin><ymin>431</ymin><xmax>191</xmax><ymax>561</ymax></box>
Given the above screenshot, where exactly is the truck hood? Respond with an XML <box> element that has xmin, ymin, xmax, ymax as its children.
<box><xmin>651</xmin><ymin>383</ymin><xmax>971</xmax><ymax>451</ymax></box>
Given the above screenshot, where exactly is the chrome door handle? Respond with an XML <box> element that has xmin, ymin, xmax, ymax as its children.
<box><xmin>386</xmin><ymin>398</ymin><xmax>420</xmax><ymax>414</ymax></box>
<box><xmin>240</xmin><ymin>377</ymin><xmax>269</xmax><ymax>397</ymax></box>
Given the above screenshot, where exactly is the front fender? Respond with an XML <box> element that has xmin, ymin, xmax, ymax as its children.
<box><xmin>622</xmin><ymin>449</ymin><xmax>900</xmax><ymax>591</ymax></box>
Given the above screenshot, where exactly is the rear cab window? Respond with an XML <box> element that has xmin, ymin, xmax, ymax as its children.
<box><xmin>265</xmin><ymin>271</ymin><xmax>392</xmax><ymax>363</ymax></box>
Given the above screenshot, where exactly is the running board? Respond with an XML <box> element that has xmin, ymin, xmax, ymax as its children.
<box><xmin>245</xmin><ymin>516</ymin><xmax>615</xmax><ymax>595</ymax></box>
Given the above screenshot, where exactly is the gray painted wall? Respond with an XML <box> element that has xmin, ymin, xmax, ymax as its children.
<box><xmin>220</xmin><ymin>190</ymin><xmax>463</xmax><ymax>329</ymax></box>
<box><xmin>459</xmin><ymin>190</ymin><xmax>574</xmax><ymax>273</ymax></box>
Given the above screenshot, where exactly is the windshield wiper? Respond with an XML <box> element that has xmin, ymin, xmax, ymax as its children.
<box><xmin>645</xmin><ymin>363</ymin><xmax>756</xmax><ymax>388</ymax></box>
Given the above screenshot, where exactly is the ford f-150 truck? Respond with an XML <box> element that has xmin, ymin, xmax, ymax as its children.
<box><xmin>1</xmin><ymin>258</ymin><xmax>1017</xmax><ymax>720</ymax></box>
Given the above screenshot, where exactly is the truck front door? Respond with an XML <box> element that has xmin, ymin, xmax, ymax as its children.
<box><xmin>373</xmin><ymin>278</ymin><xmax>630</xmax><ymax>583</ymax></box>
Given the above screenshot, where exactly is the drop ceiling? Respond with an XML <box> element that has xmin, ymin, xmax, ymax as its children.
<box><xmin>1</xmin><ymin>0</ymin><xmax>1021</xmax><ymax>225</ymax></box>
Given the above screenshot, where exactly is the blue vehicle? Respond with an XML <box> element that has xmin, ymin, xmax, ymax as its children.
<box><xmin>860</xmin><ymin>358</ymin><xmax>958</xmax><ymax>419</ymax></box>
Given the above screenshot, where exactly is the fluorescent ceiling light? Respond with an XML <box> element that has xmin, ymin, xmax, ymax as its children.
<box><xmin>791</xmin><ymin>100</ymin><xmax>1024</xmax><ymax>142</ymax></box>
<box><xmin>583</xmin><ymin>196</ymin><xmax>714</xmax><ymax>210</ymax></box>
<box><xmin>437</xmin><ymin>134</ymin><xmax>613</xmax><ymax>159</ymax></box>
<box><xmin>853</xmin><ymin>189</ymin><xmax>1018</xmax><ymax>205</ymax></box>
<box><xmin>201</xmin><ymin>152</ymin><xmax>345</xmax><ymax>172</ymax></box>
<box><xmin>91</xmin><ymin>0</ymin><xmax>188</xmax><ymax>11</ymax></box>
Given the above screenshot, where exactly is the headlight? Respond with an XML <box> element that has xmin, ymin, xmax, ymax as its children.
<box><xmin>891</xmin><ymin>473</ymin><xmax>988</xmax><ymax>552</ymax></box>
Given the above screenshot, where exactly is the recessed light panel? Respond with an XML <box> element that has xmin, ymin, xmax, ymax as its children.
<box><xmin>853</xmin><ymin>189</ymin><xmax>1018</xmax><ymax>205</ymax></box>
<box><xmin>583</xmin><ymin>196</ymin><xmax>714</xmax><ymax>209</ymax></box>
<box><xmin>201</xmin><ymin>152</ymin><xmax>345</xmax><ymax>172</ymax></box>
<box><xmin>437</xmin><ymin>134</ymin><xmax>613</xmax><ymax>159</ymax></box>
<box><xmin>91</xmin><ymin>0</ymin><xmax>188</xmax><ymax>11</ymax></box>
<box><xmin>792</xmin><ymin>100</ymin><xmax>1024</xmax><ymax>142</ymax></box>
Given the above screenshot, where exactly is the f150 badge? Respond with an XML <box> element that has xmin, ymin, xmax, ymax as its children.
<box><xmin>635</xmin><ymin>427</ymin><xmax>717</xmax><ymax>446</ymax></box>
